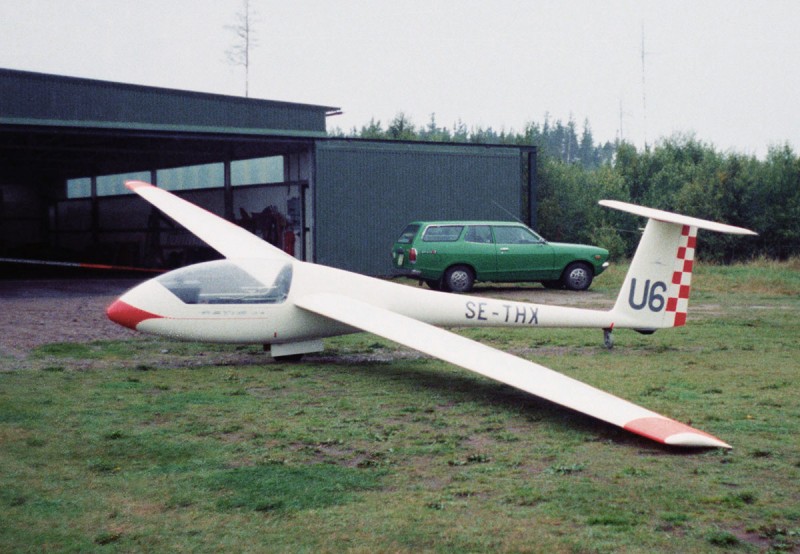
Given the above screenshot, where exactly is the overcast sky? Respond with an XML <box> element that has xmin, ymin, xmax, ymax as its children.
<box><xmin>1</xmin><ymin>0</ymin><xmax>798</xmax><ymax>157</ymax></box>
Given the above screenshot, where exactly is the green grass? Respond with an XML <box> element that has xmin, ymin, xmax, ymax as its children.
<box><xmin>1</xmin><ymin>260</ymin><xmax>799</xmax><ymax>552</ymax></box>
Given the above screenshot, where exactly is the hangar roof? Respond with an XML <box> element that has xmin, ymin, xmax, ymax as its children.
<box><xmin>1</xmin><ymin>68</ymin><xmax>338</xmax><ymax>135</ymax></box>
<box><xmin>0</xmin><ymin>68</ymin><xmax>339</xmax><ymax>182</ymax></box>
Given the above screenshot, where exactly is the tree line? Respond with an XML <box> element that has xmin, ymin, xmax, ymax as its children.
<box><xmin>330</xmin><ymin>114</ymin><xmax>799</xmax><ymax>262</ymax></box>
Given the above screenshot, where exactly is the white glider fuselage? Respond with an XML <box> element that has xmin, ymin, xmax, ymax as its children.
<box><xmin>112</xmin><ymin>258</ymin><xmax>617</xmax><ymax>346</ymax></box>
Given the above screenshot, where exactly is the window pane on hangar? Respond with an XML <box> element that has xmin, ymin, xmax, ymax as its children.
<box><xmin>67</xmin><ymin>171</ymin><xmax>151</xmax><ymax>198</ymax></box>
<box><xmin>66</xmin><ymin>177</ymin><xmax>91</xmax><ymax>198</ymax></box>
<box><xmin>231</xmin><ymin>156</ymin><xmax>284</xmax><ymax>186</ymax></box>
<box><xmin>157</xmin><ymin>163</ymin><xmax>224</xmax><ymax>191</ymax></box>
<box><xmin>98</xmin><ymin>171</ymin><xmax>150</xmax><ymax>196</ymax></box>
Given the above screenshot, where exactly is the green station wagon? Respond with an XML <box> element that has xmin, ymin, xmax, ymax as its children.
<box><xmin>392</xmin><ymin>221</ymin><xmax>609</xmax><ymax>292</ymax></box>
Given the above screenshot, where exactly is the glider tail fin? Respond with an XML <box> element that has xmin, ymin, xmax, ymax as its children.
<box><xmin>612</xmin><ymin>218</ymin><xmax>698</xmax><ymax>330</ymax></box>
<box><xmin>601</xmin><ymin>200</ymin><xmax>757</xmax><ymax>331</ymax></box>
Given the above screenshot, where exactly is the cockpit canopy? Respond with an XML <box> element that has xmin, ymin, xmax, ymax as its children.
<box><xmin>157</xmin><ymin>260</ymin><xmax>292</xmax><ymax>304</ymax></box>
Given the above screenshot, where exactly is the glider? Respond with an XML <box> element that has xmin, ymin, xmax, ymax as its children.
<box><xmin>108</xmin><ymin>181</ymin><xmax>756</xmax><ymax>449</ymax></box>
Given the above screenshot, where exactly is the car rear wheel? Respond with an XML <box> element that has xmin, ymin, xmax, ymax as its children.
<box><xmin>562</xmin><ymin>262</ymin><xmax>593</xmax><ymax>291</ymax></box>
<box><xmin>444</xmin><ymin>265</ymin><xmax>475</xmax><ymax>293</ymax></box>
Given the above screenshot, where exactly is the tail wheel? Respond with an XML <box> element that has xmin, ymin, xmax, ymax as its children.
<box><xmin>603</xmin><ymin>328</ymin><xmax>614</xmax><ymax>349</ymax></box>
<box><xmin>562</xmin><ymin>262</ymin><xmax>593</xmax><ymax>291</ymax></box>
<box><xmin>444</xmin><ymin>265</ymin><xmax>475</xmax><ymax>293</ymax></box>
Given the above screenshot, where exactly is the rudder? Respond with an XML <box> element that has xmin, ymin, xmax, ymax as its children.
<box><xmin>665</xmin><ymin>224</ymin><xmax>698</xmax><ymax>327</ymax></box>
<box><xmin>611</xmin><ymin>218</ymin><xmax>696</xmax><ymax>330</ymax></box>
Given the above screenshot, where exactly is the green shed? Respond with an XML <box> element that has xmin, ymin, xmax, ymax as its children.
<box><xmin>315</xmin><ymin>139</ymin><xmax>528</xmax><ymax>275</ymax></box>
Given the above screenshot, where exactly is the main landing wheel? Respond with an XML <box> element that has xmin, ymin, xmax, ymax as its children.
<box><xmin>273</xmin><ymin>354</ymin><xmax>304</xmax><ymax>363</ymax></box>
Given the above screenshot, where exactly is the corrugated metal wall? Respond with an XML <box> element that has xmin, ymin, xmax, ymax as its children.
<box><xmin>314</xmin><ymin>139</ymin><xmax>523</xmax><ymax>275</ymax></box>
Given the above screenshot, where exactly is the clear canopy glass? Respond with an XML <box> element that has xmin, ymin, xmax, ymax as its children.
<box><xmin>157</xmin><ymin>260</ymin><xmax>292</xmax><ymax>304</ymax></box>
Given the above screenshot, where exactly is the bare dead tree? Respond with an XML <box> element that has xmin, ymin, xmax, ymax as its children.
<box><xmin>225</xmin><ymin>0</ymin><xmax>258</xmax><ymax>97</ymax></box>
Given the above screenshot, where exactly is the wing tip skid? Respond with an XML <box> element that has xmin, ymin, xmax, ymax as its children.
<box><xmin>624</xmin><ymin>416</ymin><xmax>731</xmax><ymax>449</ymax></box>
<box><xmin>665</xmin><ymin>433</ymin><xmax>732</xmax><ymax>449</ymax></box>
<box><xmin>599</xmin><ymin>199</ymin><xmax>757</xmax><ymax>236</ymax></box>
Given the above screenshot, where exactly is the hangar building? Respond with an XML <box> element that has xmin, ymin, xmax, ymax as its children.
<box><xmin>0</xmin><ymin>68</ymin><xmax>536</xmax><ymax>276</ymax></box>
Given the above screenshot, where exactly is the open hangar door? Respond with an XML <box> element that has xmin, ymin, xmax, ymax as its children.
<box><xmin>49</xmin><ymin>146</ymin><xmax>314</xmax><ymax>270</ymax></box>
<box><xmin>230</xmin><ymin>153</ymin><xmax>310</xmax><ymax>261</ymax></box>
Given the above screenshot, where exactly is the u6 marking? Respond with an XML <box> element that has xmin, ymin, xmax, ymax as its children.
<box><xmin>628</xmin><ymin>278</ymin><xmax>667</xmax><ymax>312</ymax></box>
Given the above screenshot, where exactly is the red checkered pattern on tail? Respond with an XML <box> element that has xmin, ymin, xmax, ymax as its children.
<box><xmin>665</xmin><ymin>225</ymin><xmax>697</xmax><ymax>326</ymax></box>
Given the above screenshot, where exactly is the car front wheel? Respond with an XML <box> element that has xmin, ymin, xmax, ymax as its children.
<box><xmin>444</xmin><ymin>265</ymin><xmax>475</xmax><ymax>293</ymax></box>
<box><xmin>562</xmin><ymin>262</ymin><xmax>593</xmax><ymax>291</ymax></box>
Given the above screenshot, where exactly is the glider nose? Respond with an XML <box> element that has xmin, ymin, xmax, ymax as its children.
<box><xmin>107</xmin><ymin>299</ymin><xmax>162</xmax><ymax>330</ymax></box>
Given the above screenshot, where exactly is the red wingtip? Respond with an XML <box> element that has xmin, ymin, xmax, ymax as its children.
<box><xmin>107</xmin><ymin>299</ymin><xmax>162</xmax><ymax>330</ymax></box>
<box><xmin>625</xmin><ymin>417</ymin><xmax>731</xmax><ymax>448</ymax></box>
<box><xmin>125</xmin><ymin>180</ymin><xmax>154</xmax><ymax>191</ymax></box>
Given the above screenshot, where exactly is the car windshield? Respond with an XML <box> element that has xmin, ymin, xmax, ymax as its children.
<box><xmin>396</xmin><ymin>224</ymin><xmax>420</xmax><ymax>244</ymax></box>
<box><xmin>157</xmin><ymin>260</ymin><xmax>292</xmax><ymax>304</ymax></box>
<box><xmin>493</xmin><ymin>226</ymin><xmax>544</xmax><ymax>244</ymax></box>
<box><xmin>422</xmin><ymin>225</ymin><xmax>464</xmax><ymax>242</ymax></box>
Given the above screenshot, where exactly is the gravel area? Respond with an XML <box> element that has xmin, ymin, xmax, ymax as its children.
<box><xmin>0</xmin><ymin>278</ymin><xmax>142</xmax><ymax>359</ymax></box>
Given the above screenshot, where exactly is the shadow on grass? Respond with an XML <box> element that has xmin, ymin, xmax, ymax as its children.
<box><xmin>300</xmin><ymin>355</ymin><xmax>717</xmax><ymax>455</ymax></box>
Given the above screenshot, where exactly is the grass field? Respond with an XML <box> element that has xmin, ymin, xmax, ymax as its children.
<box><xmin>1</xmin><ymin>261</ymin><xmax>799</xmax><ymax>552</ymax></box>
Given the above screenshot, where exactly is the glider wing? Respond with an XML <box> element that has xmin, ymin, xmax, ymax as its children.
<box><xmin>125</xmin><ymin>181</ymin><xmax>293</xmax><ymax>261</ymax></box>
<box><xmin>295</xmin><ymin>292</ymin><xmax>731</xmax><ymax>448</ymax></box>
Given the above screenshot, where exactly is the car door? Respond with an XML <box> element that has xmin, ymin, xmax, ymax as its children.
<box><xmin>462</xmin><ymin>225</ymin><xmax>497</xmax><ymax>279</ymax></box>
<box><xmin>492</xmin><ymin>225</ymin><xmax>555</xmax><ymax>280</ymax></box>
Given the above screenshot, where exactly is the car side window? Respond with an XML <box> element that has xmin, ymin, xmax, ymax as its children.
<box><xmin>465</xmin><ymin>225</ymin><xmax>493</xmax><ymax>244</ymax></box>
<box><xmin>422</xmin><ymin>225</ymin><xmax>464</xmax><ymax>242</ymax></box>
<box><xmin>493</xmin><ymin>226</ymin><xmax>541</xmax><ymax>244</ymax></box>
<box><xmin>396</xmin><ymin>224</ymin><xmax>420</xmax><ymax>244</ymax></box>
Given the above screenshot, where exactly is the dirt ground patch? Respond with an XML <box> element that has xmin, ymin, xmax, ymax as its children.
<box><xmin>0</xmin><ymin>278</ymin><xmax>142</xmax><ymax>359</ymax></box>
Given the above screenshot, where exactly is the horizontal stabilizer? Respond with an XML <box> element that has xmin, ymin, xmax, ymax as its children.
<box><xmin>599</xmin><ymin>200</ymin><xmax>758</xmax><ymax>235</ymax></box>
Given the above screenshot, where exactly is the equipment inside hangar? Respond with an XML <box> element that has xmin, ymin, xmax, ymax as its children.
<box><xmin>0</xmin><ymin>68</ymin><xmax>536</xmax><ymax>276</ymax></box>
